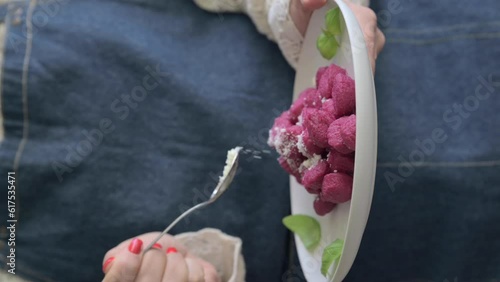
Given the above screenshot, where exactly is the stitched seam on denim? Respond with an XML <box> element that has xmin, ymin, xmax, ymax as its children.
<box><xmin>11</xmin><ymin>0</ymin><xmax>34</xmax><ymax>228</ymax></box>
<box><xmin>3</xmin><ymin>1</ymin><xmax>68</xmax><ymax>281</ymax></box>
<box><xmin>387</xmin><ymin>32</ymin><xmax>500</xmax><ymax>45</ymax></box>
<box><xmin>0</xmin><ymin>21</ymin><xmax>6</xmax><ymax>143</ymax></box>
<box><xmin>1</xmin><ymin>0</ymin><xmax>26</xmax><ymax>3</ymax></box>
<box><xmin>0</xmin><ymin>0</ymin><xmax>11</xmax><ymax>144</ymax></box>
<box><xmin>377</xmin><ymin>160</ymin><xmax>500</xmax><ymax>168</ymax></box>
<box><xmin>384</xmin><ymin>20</ymin><xmax>500</xmax><ymax>34</ymax></box>
<box><xmin>0</xmin><ymin>270</ymin><xmax>30</xmax><ymax>281</ymax></box>
<box><xmin>0</xmin><ymin>256</ymin><xmax>56</xmax><ymax>281</ymax></box>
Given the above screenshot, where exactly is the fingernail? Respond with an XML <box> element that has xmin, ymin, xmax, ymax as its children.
<box><xmin>166</xmin><ymin>247</ymin><xmax>177</xmax><ymax>254</ymax></box>
<box><xmin>102</xmin><ymin>257</ymin><xmax>114</xmax><ymax>273</ymax></box>
<box><xmin>128</xmin><ymin>238</ymin><xmax>143</xmax><ymax>254</ymax></box>
<box><xmin>152</xmin><ymin>243</ymin><xmax>162</xmax><ymax>250</ymax></box>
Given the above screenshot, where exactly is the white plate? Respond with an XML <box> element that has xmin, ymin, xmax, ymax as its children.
<box><xmin>290</xmin><ymin>0</ymin><xmax>377</xmax><ymax>281</ymax></box>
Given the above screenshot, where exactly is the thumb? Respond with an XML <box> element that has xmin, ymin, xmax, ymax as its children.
<box><xmin>291</xmin><ymin>0</ymin><xmax>327</xmax><ymax>36</ymax></box>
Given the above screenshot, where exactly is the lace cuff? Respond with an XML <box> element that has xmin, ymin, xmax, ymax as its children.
<box><xmin>268</xmin><ymin>0</ymin><xmax>303</xmax><ymax>69</ymax></box>
<box><xmin>194</xmin><ymin>0</ymin><xmax>301</xmax><ymax>68</ymax></box>
<box><xmin>267</xmin><ymin>0</ymin><xmax>371</xmax><ymax>69</ymax></box>
<box><xmin>194</xmin><ymin>0</ymin><xmax>370</xmax><ymax>69</ymax></box>
<box><xmin>175</xmin><ymin>228</ymin><xmax>246</xmax><ymax>282</ymax></box>
<box><xmin>193</xmin><ymin>0</ymin><xmax>275</xmax><ymax>41</ymax></box>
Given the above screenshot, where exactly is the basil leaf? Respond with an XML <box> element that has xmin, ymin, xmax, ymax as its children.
<box><xmin>282</xmin><ymin>215</ymin><xmax>321</xmax><ymax>252</ymax></box>
<box><xmin>325</xmin><ymin>8</ymin><xmax>342</xmax><ymax>35</ymax></box>
<box><xmin>317</xmin><ymin>32</ymin><xmax>339</xmax><ymax>60</ymax></box>
<box><xmin>317</xmin><ymin>7</ymin><xmax>343</xmax><ymax>60</ymax></box>
<box><xmin>321</xmin><ymin>239</ymin><xmax>344</xmax><ymax>277</ymax></box>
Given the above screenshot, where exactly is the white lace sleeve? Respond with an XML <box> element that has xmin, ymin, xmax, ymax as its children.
<box><xmin>193</xmin><ymin>0</ymin><xmax>370</xmax><ymax>70</ymax></box>
<box><xmin>267</xmin><ymin>0</ymin><xmax>303</xmax><ymax>69</ymax></box>
<box><xmin>193</xmin><ymin>0</ymin><xmax>275</xmax><ymax>41</ymax></box>
<box><xmin>194</xmin><ymin>0</ymin><xmax>301</xmax><ymax>68</ymax></box>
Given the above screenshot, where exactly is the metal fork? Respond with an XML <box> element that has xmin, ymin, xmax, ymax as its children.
<box><xmin>143</xmin><ymin>148</ymin><xmax>241</xmax><ymax>252</ymax></box>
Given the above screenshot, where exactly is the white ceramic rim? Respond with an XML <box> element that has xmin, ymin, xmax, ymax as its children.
<box><xmin>290</xmin><ymin>0</ymin><xmax>378</xmax><ymax>281</ymax></box>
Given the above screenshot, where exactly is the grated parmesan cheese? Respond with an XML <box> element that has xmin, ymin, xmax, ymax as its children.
<box><xmin>220</xmin><ymin>147</ymin><xmax>242</xmax><ymax>181</ymax></box>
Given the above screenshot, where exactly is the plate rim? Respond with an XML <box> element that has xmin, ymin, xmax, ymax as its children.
<box><xmin>290</xmin><ymin>0</ymin><xmax>378</xmax><ymax>281</ymax></box>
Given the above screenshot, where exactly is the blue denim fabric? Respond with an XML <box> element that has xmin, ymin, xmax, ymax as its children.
<box><xmin>343</xmin><ymin>1</ymin><xmax>500</xmax><ymax>282</ymax></box>
<box><xmin>1</xmin><ymin>0</ymin><xmax>500</xmax><ymax>282</ymax></box>
<box><xmin>287</xmin><ymin>1</ymin><xmax>500</xmax><ymax>282</ymax></box>
<box><xmin>0</xmin><ymin>0</ymin><xmax>294</xmax><ymax>281</ymax></box>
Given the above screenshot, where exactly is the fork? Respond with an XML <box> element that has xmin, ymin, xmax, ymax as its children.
<box><xmin>143</xmin><ymin>147</ymin><xmax>241</xmax><ymax>252</ymax></box>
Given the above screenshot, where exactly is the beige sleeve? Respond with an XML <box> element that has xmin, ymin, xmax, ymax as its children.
<box><xmin>175</xmin><ymin>228</ymin><xmax>246</xmax><ymax>282</ymax></box>
<box><xmin>194</xmin><ymin>0</ymin><xmax>370</xmax><ymax>69</ymax></box>
<box><xmin>0</xmin><ymin>228</ymin><xmax>246</xmax><ymax>282</ymax></box>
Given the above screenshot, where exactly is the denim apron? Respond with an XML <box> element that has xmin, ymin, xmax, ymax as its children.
<box><xmin>344</xmin><ymin>1</ymin><xmax>500</xmax><ymax>281</ymax></box>
<box><xmin>1</xmin><ymin>0</ymin><xmax>500</xmax><ymax>282</ymax></box>
<box><xmin>0</xmin><ymin>0</ymin><xmax>294</xmax><ymax>281</ymax></box>
<box><xmin>284</xmin><ymin>1</ymin><xmax>500</xmax><ymax>282</ymax></box>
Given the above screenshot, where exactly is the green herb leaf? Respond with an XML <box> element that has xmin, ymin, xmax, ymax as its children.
<box><xmin>325</xmin><ymin>8</ymin><xmax>342</xmax><ymax>35</ymax></box>
<box><xmin>321</xmin><ymin>239</ymin><xmax>344</xmax><ymax>277</ymax></box>
<box><xmin>282</xmin><ymin>215</ymin><xmax>321</xmax><ymax>252</ymax></box>
<box><xmin>316</xmin><ymin>32</ymin><xmax>339</xmax><ymax>60</ymax></box>
<box><xmin>317</xmin><ymin>7</ymin><xmax>343</xmax><ymax>60</ymax></box>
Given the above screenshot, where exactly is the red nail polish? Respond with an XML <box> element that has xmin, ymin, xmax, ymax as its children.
<box><xmin>166</xmin><ymin>247</ymin><xmax>177</xmax><ymax>254</ymax></box>
<box><xmin>102</xmin><ymin>257</ymin><xmax>114</xmax><ymax>273</ymax></box>
<box><xmin>128</xmin><ymin>238</ymin><xmax>143</xmax><ymax>254</ymax></box>
<box><xmin>152</xmin><ymin>243</ymin><xmax>162</xmax><ymax>250</ymax></box>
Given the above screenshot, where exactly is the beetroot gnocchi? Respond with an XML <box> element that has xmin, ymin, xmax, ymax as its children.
<box><xmin>268</xmin><ymin>64</ymin><xmax>356</xmax><ymax>216</ymax></box>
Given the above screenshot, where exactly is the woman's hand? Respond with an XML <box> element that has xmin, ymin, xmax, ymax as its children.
<box><xmin>290</xmin><ymin>0</ymin><xmax>385</xmax><ymax>71</ymax></box>
<box><xmin>102</xmin><ymin>232</ymin><xmax>220</xmax><ymax>282</ymax></box>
